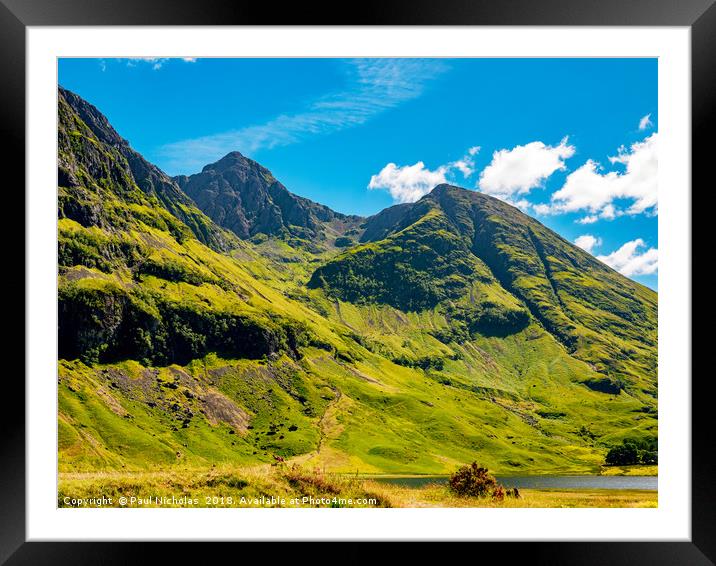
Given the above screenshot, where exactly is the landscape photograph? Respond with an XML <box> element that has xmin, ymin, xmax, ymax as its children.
<box><xmin>57</xmin><ymin>57</ymin><xmax>658</xmax><ymax>508</ymax></box>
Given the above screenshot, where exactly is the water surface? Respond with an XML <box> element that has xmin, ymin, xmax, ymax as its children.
<box><xmin>370</xmin><ymin>475</ymin><xmax>657</xmax><ymax>490</ymax></box>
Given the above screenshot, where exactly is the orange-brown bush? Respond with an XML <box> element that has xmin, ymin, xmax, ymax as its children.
<box><xmin>448</xmin><ymin>462</ymin><xmax>504</xmax><ymax>499</ymax></box>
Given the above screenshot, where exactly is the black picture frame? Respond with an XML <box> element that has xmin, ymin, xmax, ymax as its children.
<box><xmin>2</xmin><ymin>0</ymin><xmax>711</xmax><ymax>563</ymax></box>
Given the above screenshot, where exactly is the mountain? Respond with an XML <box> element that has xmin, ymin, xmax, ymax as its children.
<box><xmin>57</xmin><ymin>88</ymin><xmax>657</xmax><ymax>476</ymax></box>
<box><xmin>174</xmin><ymin>152</ymin><xmax>363</xmax><ymax>249</ymax></box>
<box><xmin>58</xmin><ymin>87</ymin><xmax>314</xmax><ymax>367</ymax></box>
<box><xmin>59</xmin><ymin>87</ymin><xmax>237</xmax><ymax>253</ymax></box>
<box><xmin>310</xmin><ymin>184</ymin><xmax>657</xmax><ymax>400</ymax></box>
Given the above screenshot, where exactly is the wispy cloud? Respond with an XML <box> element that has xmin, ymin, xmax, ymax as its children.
<box><xmin>451</xmin><ymin>146</ymin><xmax>481</xmax><ymax>177</ymax></box>
<box><xmin>124</xmin><ymin>57</ymin><xmax>197</xmax><ymax>70</ymax></box>
<box><xmin>638</xmin><ymin>113</ymin><xmax>653</xmax><ymax>131</ymax></box>
<box><xmin>98</xmin><ymin>57</ymin><xmax>198</xmax><ymax>72</ymax></box>
<box><xmin>158</xmin><ymin>59</ymin><xmax>447</xmax><ymax>174</ymax></box>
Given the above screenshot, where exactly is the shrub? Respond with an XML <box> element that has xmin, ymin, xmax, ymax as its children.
<box><xmin>448</xmin><ymin>462</ymin><xmax>503</xmax><ymax>498</ymax></box>
<box><xmin>605</xmin><ymin>438</ymin><xmax>657</xmax><ymax>466</ymax></box>
<box><xmin>492</xmin><ymin>484</ymin><xmax>505</xmax><ymax>501</ymax></box>
<box><xmin>582</xmin><ymin>376</ymin><xmax>623</xmax><ymax>395</ymax></box>
<box><xmin>392</xmin><ymin>355</ymin><xmax>445</xmax><ymax>371</ymax></box>
<box><xmin>136</xmin><ymin>257</ymin><xmax>215</xmax><ymax>286</ymax></box>
<box><xmin>640</xmin><ymin>450</ymin><xmax>658</xmax><ymax>464</ymax></box>
<box><xmin>605</xmin><ymin>443</ymin><xmax>638</xmax><ymax>466</ymax></box>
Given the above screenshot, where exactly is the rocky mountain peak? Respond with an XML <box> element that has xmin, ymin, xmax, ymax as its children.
<box><xmin>175</xmin><ymin>152</ymin><xmax>354</xmax><ymax>242</ymax></box>
<box><xmin>200</xmin><ymin>151</ymin><xmax>269</xmax><ymax>176</ymax></box>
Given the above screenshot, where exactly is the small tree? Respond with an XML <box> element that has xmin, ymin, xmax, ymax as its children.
<box><xmin>640</xmin><ymin>450</ymin><xmax>658</xmax><ymax>464</ymax></box>
<box><xmin>605</xmin><ymin>443</ymin><xmax>639</xmax><ymax>465</ymax></box>
<box><xmin>448</xmin><ymin>462</ymin><xmax>499</xmax><ymax>497</ymax></box>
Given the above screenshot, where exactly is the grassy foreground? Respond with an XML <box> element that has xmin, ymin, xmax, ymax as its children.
<box><xmin>58</xmin><ymin>465</ymin><xmax>657</xmax><ymax>508</ymax></box>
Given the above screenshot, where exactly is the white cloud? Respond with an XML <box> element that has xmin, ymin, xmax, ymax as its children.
<box><xmin>550</xmin><ymin>133</ymin><xmax>658</xmax><ymax>220</ymax></box>
<box><xmin>452</xmin><ymin>160</ymin><xmax>474</xmax><ymax>177</ymax></box>
<box><xmin>596</xmin><ymin>239</ymin><xmax>658</xmax><ymax>277</ymax></box>
<box><xmin>477</xmin><ymin>138</ymin><xmax>575</xmax><ymax>199</ymax></box>
<box><xmin>532</xmin><ymin>203</ymin><xmax>551</xmax><ymax>216</ymax></box>
<box><xmin>512</xmin><ymin>199</ymin><xmax>532</xmax><ymax>212</ymax></box>
<box><xmin>101</xmin><ymin>57</ymin><xmax>197</xmax><ymax>71</ymax></box>
<box><xmin>159</xmin><ymin>59</ymin><xmax>447</xmax><ymax>174</ymax></box>
<box><xmin>639</xmin><ymin>113</ymin><xmax>653</xmax><ymax>131</ymax></box>
<box><xmin>368</xmin><ymin>162</ymin><xmax>449</xmax><ymax>203</ymax></box>
<box><xmin>600</xmin><ymin>203</ymin><xmax>617</xmax><ymax>219</ymax></box>
<box><xmin>368</xmin><ymin>146</ymin><xmax>481</xmax><ymax>203</ymax></box>
<box><xmin>450</xmin><ymin>147</ymin><xmax>480</xmax><ymax>177</ymax></box>
<box><xmin>574</xmin><ymin>234</ymin><xmax>602</xmax><ymax>254</ymax></box>
<box><xmin>576</xmin><ymin>214</ymin><xmax>599</xmax><ymax>224</ymax></box>
<box><xmin>127</xmin><ymin>58</ymin><xmax>173</xmax><ymax>70</ymax></box>
<box><xmin>368</xmin><ymin>161</ymin><xmax>447</xmax><ymax>202</ymax></box>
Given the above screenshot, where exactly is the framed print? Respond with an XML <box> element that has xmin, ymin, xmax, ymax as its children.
<box><xmin>3</xmin><ymin>0</ymin><xmax>713</xmax><ymax>562</ymax></box>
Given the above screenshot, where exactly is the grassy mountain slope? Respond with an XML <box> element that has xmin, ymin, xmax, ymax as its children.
<box><xmin>59</xmin><ymin>87</ymin><xmax>236</xmax><ymax>253</ymax></box>
<box><xmin>57</xmin><ymin>89</ymin><xmax>657</xmax><ymax>476</ymax></box>
<box><xmin>311</xmin><ymin>184</ymin><xmax>658</xmax><ymax>403</ymax></box>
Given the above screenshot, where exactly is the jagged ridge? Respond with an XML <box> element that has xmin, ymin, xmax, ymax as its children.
<box><xmin>174</xmin><ymin>151</ymin><xmax>362</xmax><ymax>247</ymax></box>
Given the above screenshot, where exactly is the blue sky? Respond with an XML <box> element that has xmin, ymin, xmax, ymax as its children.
<box><xmin>59</xmin><ymin>57</ymin><xmax>658</xmax><ymax>289</ymax></box>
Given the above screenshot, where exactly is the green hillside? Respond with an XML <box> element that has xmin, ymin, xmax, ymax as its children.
<box><xmin>311</xmin><ymin>185</ymin><xmax>657</xmax><ymax>402</ymax></box>
<box><xmin>57</xmin><ymin>88</ymin><xmax>657</xmax><ymax>476</ymax></box>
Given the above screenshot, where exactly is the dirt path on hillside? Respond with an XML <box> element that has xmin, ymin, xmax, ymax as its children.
<box><xmin>290</xmin><ymin>385</ymin><xmax>342</xmax><ymax>467</ymax></box>
<box><xmin>316</xmin><ymin>386</ymin><xmax>342</xmax><ymax>455</ymax></box>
